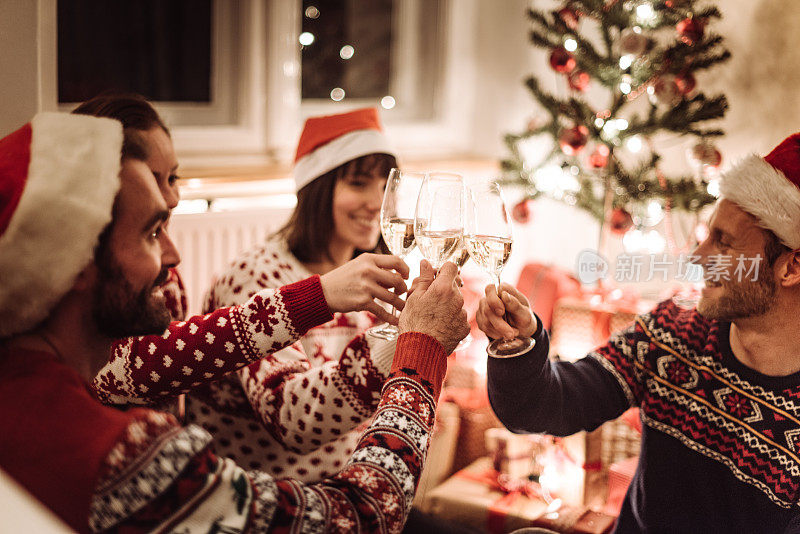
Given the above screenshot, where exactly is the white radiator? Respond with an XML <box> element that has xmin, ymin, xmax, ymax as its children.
<box><xmin>169</xmin><ymin>208</ymin><xmax>293</xmax><ymax>315</ymax></box>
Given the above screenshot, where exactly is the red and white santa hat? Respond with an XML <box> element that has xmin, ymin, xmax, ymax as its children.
<box><xmin>0</xmin><ymin>113</ymin><xmax>122</xmax><ymax>337</ymax></box>
<box><xmin>719</xmin><ymin>133</ymin><xmax>800</xmax><ymax>249</ymax></box>
<box><xmin>293</xmin><ymin>107</ymin><xmax>395</xmax><ymax>191</ymax></box>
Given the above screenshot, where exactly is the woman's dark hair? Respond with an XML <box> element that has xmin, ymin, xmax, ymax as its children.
<box><xmin>277</xmin><ymin>153</ymin><xmax>397</xmax><ymax>263</ymax></box>
<box><xmin>71</xmin><ymin>93</ymin><xmax>168</xmax><ymax>161</ymax></box>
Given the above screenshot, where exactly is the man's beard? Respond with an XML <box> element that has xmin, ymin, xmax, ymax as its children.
<box><xmin>92</xmin><ymin>255</ymin><xmax>171</xmax><ymax>338</ymax></box>
<box><xmin>697</xmin><ymin>272</ymin><xmax>777</xmax><ymax>321</ymax></box>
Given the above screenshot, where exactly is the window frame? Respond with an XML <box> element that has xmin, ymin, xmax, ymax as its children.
<box><xmin>40</xmin><ymin>0</ymin><xmax>477</xmax><ymax>164</ymax></box>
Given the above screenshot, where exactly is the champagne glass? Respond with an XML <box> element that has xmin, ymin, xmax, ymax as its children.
<box><xmin>465</xmin><ymin>181</ymin><xmax>535</xmax><ymax>358</ymax></box>
<box><xmin>367</xmin><ymin>169</ymin><xmax>426</xmax><ymax>340</ymax></box>
<box><xmin>414</xmin><ymin>172</ymin><xmax>464</xmax><ymax>271</ymax></box>
<box><xmin>451</xmin><ymin>237</ymin><xmax>473</xmax><ymax>351</ymax></box>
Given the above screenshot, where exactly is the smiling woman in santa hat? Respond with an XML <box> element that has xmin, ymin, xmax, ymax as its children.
<box><xmin>188</xmin><ymin>108</ymin><xmax>413</xmax><ymax>484</ymax></box>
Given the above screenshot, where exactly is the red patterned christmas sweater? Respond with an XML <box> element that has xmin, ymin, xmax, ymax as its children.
<box><xmin>93</xmin><ymin>270</ymin><xmax>334</xmax><ymax>406</ymax></box>
<box><xmin>187</xmin><ymin>238</ymin><xmax>397</xmax><ymax>481</ymax></box>
<box><xmin>0</xmin><ymin>333</ymin><xmax>446</xmax><ymax>533</ymax></box>
<box><xmin>488</xmin><ymin>299</ymin><xmax>800</xmax><ymax>533</ymax></box>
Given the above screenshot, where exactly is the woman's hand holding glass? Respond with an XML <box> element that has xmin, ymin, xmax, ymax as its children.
<box><xmin>320</xmin><ymin>253</ymin><xmax>409</xmax><ymax>325</ymax></box>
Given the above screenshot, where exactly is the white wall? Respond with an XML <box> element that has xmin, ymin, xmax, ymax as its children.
<box><xmin>0</xmin><ymin>1</ymin><xmax>41</xmax><ymax>134</ymax></box>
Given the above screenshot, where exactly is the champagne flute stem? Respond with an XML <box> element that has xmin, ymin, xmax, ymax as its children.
<box><xmin>493</xmin><ymin>273</ymin><xmax>514</xmax><ymax>339</ymax></box>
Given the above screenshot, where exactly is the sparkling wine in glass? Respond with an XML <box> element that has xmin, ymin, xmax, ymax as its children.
<box><xmin>452</xmin><ymin>237</ymin><xmax>474</xmax><ymax>351</ymax></box>
<box><xmin>465</xmin><ymin>181</ymin><xmax>535</xmax><ymax>358</ymax></box>
<box><xmin>368</xmin><ymin>169</ymin><xmax>426</xmax><ymax>340</ymax></box>
<box><xmin>452</xmin><ymin>239</ymin><xmax>471</xmax><ymax>269</ymax></box>
<box><xmin>414</xmin><ymin>172</ymin><xmax>464</xmax><ymax>270</ymax></box>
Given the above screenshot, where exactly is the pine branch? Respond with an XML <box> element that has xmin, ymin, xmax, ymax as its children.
<box><xmin>686</xmin><ymin>49</ymin><xmax>731</xmax><ymax>71</ymax></box>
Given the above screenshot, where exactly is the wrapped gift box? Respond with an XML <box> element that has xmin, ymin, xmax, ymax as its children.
<box><xmin>604</xmin><ymin>455</ymin><xmax>639</xmax><ymax>516</ymax></box>
<box><xmin>424</xmin><ymin>458</ymin><xmax>616</xmax><ymax>533</ymax></box>
<box><xmin>485</xmin><ymin>428</ymin><xmax>553</xmax><ymax>480</ymax></box>
<box><xmin>442</xmin><ymin>387</ymin><xmax>503</xmax><ymax>474</ymax></box>
<box><xmin>424</xmin><ymin>457</ymin><xmax>551</xmax><ymax>533</ymax></box>
<box><xmin>550</xmin><ymin>295</ymin><xmax>644</xmax><ymax>362</ymax></box>
<box><xmin>414</xmin><ymin>401</ymin><xmax>461</xmax><ymax>508</ymax></box>
<box><xmin>555</xmin><ymin>412</ymin><xmax>642</xmax><ymax>508</ymax></box>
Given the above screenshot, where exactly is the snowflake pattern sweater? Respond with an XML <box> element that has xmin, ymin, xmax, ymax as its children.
<box><xmin>93</xmin><ymin>271</ymin><xmax>334</xmax><ymax>406</ymax></box>
<box><xmin>188</xmin><ymin>238</ymin><xmax>397</xmax><ymax>481</ymax></box>
<box><xmin>0</xmin><ymin>332</ymin><xmax>446</xmax><ymax>533</ymax></box>
<box><xmin>488</xmin><ymin>300</ymin><xmax>800</xmax><ymax>533</ymax></box>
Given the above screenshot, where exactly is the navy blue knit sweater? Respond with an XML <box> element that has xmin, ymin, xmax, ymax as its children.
<box><xmin>487</xmin><ymin>300</ymin><xmax>800</xmax><ymax>533</ymax></box>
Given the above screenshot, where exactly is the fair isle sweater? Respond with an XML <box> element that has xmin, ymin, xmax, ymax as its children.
<box><xmin>488</xmin><ymin>300</ymin><xmax>800</xmax><ymax>533</ymax></box>
<box><xmin>0</xmin><ymin>333</ymin><xmax>446</xmax><ymax>533</ymax></box>
<box><xmin>188</xmin><ymin>237</ymin><xmax>397</xmax><ymax>482</ymax></box>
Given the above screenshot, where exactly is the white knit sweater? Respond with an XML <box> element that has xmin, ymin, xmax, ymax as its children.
<box><xmin>188</xmin><ymin>237</ymin><xmax>397</xmax><ymax>481</ymax></box>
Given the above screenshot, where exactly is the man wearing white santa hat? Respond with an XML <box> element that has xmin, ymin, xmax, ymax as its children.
<box><xmin>477</xmin><ymin>133</ymin><xmax>800</xmax><ymax>533</ymax></box>
<box><xmin>0</xmin><ymin>112</ymin><xmax>469</xmax><ymax>532</ymax></box>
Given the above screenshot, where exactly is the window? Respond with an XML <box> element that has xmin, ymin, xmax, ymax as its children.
<box><xmin>58</xmin><ymin>0</ymin><xmax>212</xmax><ymax>103</ymax></box>
<box><xmin>301</xmin><ymin>0</ymin><xmax>393</xmax><ymax>100</ymax></box>
<box><xmin>44</xmin><ymin>0</ymin><xmax>472</xmax><ymax>159</ymax></box>
<box><xmin>299</xmin><ymin>0</ymin><xmax>442</xmax><ymax>121</ymax></box>
<box><xmin>56</xmin><ymin>0</ymin><xmax>241</xmax><ymax>127</ymax></box>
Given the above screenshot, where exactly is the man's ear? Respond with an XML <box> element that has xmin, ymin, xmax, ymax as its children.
<box><xmin>72</xmin><ymin>262</ymin><xmax>98</xmax><ymax>292</ymax></box>
<box><xmin>778</xmin><ymin>250</ymin><xmax>800</xmax><ymax>288</ymax></box>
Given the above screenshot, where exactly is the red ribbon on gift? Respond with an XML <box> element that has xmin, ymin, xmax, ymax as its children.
<box><xmin>455</xmin><ymin>469</ymin><xmax>543</xmax><ymax>534</ymax></box>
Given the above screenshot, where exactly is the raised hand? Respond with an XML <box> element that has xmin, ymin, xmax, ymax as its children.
<box><xmin>476</xmin><ymin>283</ymin><xmax>538</xmax><ymax>341</ymax></box>
<box><xmin>319</xmin><ymin>253</ymin><xmax>409</xmax><ymax>325</ymax></box>
<box><xmin>399</xmin><ymin>260</ymin><xmax>470</xmax><ymax>354</ymax></box>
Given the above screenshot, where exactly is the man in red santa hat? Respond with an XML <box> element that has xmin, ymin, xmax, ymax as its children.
<box><xmin>477</xmin><ymin>133</ymin><xmax>800</xmax><ymax>533</ymax></box>
<box><xmin>0</xmin><ymin>112</ymin><xmax>469</xmax><ymax>533</ymax></box>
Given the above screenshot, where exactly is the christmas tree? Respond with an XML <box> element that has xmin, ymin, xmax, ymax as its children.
<box><xmin>501</xmin><ymin>0</ymin><xmax>730</xmax><ymax>241</ymax></box>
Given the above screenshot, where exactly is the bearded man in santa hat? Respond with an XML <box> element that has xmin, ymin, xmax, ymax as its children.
<box><xmin>0</xmin><ymin>112</ymin><xmax>469</xmax><ymax>533</ymax></box>
<box><xmin>477</xmin><ymin>133</ymin><xmax>800</xmax><ymax>533</ymax></box>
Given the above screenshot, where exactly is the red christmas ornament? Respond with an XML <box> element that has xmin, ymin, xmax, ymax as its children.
<box><xmin>675</xmin><ymin>72</ymin><xmax>696</xmax><ymax>94</ymax></box>
<box><xmin>609</xmin><ymin>208</ymin><xmax>634</xmax><ymax>235</ymax></box>
<box><xmin>690</xmin><ymin>141</ymin><xmax>722</xmax><ymax>167</ymax></box>
<box><xmin>588</xmin><ymin>144</ymin><xmax>611</xmax><ymax>168</ymax></box>
<box><xmin>511</xmin><ymin>199</ymin><xmax>532</xmax><ymax>224</ymax></box>
<box><xmin>558</xmin><ymin>7</ymin><xmax>580</xmax><ymax>30</ymax></box>
<box><xmin>665</xmin><ymin>0</ymin><xmax>690</xmax><ymax>7</ymax></box>
<box><xmin>567</xmin><ymin>70</ymin><xmax>590</xmax><ymax>91</ymax></box>
<box><xmin>677</xmin><ymin>18</ymin><xmax>705</xmax><ymax>45</ymax></box>
<box><xmin>549</xmin><ymin>47</ymin><xmax>576</xmax><ymax>73</ymax></box>
<box><xmin>559</xmin><ymin>125</ymin><xmax>589</xmax><ymax>156</ymax></box>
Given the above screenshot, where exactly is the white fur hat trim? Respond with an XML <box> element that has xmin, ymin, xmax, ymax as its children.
<box><xmin>293</xmin><ymin>129</ymin><xmax>394</xmax><ymax>192</ymax></box>
<box><xmin>0</xmin><ymin>113</ymin><xmax>122</xmax><ymax>337</ymax></box>
<box><xmin>719</xmin><ymin>154</ymin><xmax>800</xmax><ymax>249</ymax></box>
